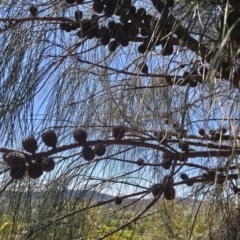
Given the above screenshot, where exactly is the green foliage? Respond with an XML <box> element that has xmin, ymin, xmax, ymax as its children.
<box><xmin>0</xmin><ymin>197</ymin><xmax>228</xmax><ymax>240</ymax></box>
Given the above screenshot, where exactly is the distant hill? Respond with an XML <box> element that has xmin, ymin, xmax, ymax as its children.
<box><xmin>65</xmin><ymin>189</ymin><xmax>114</xmax><ymax>201</ymax></box>
<box><xmin>1</xmin><ymin>189</ymin><xmax>199</xmax><ymax>206</ymax></box>
<box><xmin>2</xmin><ymin>189</ymin><xmax>114</xmax><ymax>202</ymax></box>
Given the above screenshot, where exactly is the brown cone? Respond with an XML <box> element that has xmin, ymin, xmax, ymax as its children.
<box><xmin>164</xmin><ymin>186</ymin><xmax>176</xmax><ymax>200</ymax></box>
<box><xmin>3</xmin><ymin>152</ymin><xmax>26</xmax><ymax>168</ymax></box>
<box><xmin>82</xmin><ymin>146</ymin><xmax>95</xmax><ymax>161</ymax></box>
<box><xmin>73</xmin><ymin>128</ymin><xmax>87</xmax><ymax>144</ymax></box>
<box><xmin>42</xmin><ymin>129</ymin><xmax>57</xmax><ymax>148</ymax></box>
<box><xmin>112</xmin><ymin>126</ymin><xmax>125</xmax><ymax>140</ymax></box>
<box><xmin>28</xmin><ymin>162</ymin><xmax>43</xmax><ymax>179</ymax></box>
<box><xmin>22</xmin><ymin>137</ymin><xmax>38</xmax><ymax>154</ymax></box>
<box><xmin>10</xmin><ymin>165</ymin><xmax>26</xmax><ymax>179</ymax></box>
<box><xmin>41</xmin><ymin>157</ymin><xmax>55</xmax><ymax>172</ymax></box>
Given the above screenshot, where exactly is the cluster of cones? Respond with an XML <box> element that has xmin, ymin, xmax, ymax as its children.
<box><xmin>2</xmin><ymin>125</ymin><xmax>127</xmax><ymax>179</ymax></box>
<box><xmin>3</xmin><ymin>129</ymin><xmax>58</xmax><ymax>179</ymax></box>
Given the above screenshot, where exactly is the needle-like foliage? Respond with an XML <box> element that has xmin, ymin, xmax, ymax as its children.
<box><xmin>0</xmin><ymin>0</ymin><xmax>239</xmax><ymax>239</ymax></box>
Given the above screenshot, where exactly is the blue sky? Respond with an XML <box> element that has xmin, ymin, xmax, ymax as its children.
<box><xmin>0</xmin><ymin>0</ymin><xmax>239</xmax><ymax>202</ymax></box>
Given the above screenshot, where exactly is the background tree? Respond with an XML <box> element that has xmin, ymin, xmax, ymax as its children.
<box><xmin>0</xmin><ymin>0</ymin><xmax>240</xmax><ymax>239</ymax></box>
